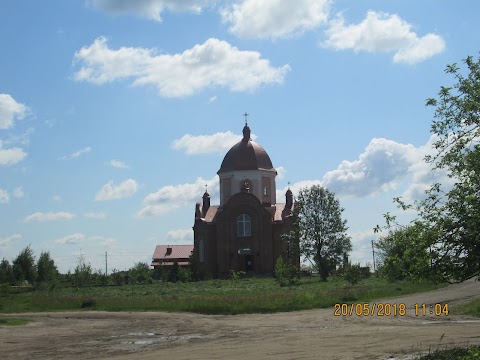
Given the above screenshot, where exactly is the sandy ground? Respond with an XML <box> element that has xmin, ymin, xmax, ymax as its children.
<box><xmin>1</xmin><ymin>280</ymin><xmax>479</xmax><ymax>360</ymax></box>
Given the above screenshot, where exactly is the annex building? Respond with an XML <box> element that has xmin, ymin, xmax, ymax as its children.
<box><xmin>193</xmin><ymin>121</ymin><xmax>297</xmax><ymax>277</ymax></box>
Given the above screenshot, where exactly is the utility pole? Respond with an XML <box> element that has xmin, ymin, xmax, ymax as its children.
<box><xmin>105</xmin><ymin>251</ymin><xmax>108</xmax><ymax>285</ymax></box>
<box><xmin>371</xmin><ymin>240</ymin><xmax>377</xmax><ymax>276</ymax></box>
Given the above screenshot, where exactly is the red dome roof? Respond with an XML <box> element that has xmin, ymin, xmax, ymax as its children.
<box><xmin>217</xmin><ymin>125</ymin><xmax>276</xmax><ymax>174</ymax></box>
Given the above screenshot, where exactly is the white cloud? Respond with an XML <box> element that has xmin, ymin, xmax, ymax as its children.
<box><xmin>109</xmin><ymin>159</ymin><xmax>129</xmax><ymax>169</ymax></box>
<box><xmin>55</xmin><ymin>233</ymin><xmax>86</xmax><ymax>245</ymax></box>
<box><xmin>84</xmin><ymin>212</ymin><xmax>108</xmax><ymax>219</ymax></box>
<box><xmin>322</xmin><ymin>137</ymin><xmax>417</xmax><ymax>197</ymax></box>
<box><xmin>0</xmin><ymin>189</ymin><xmax>9</xmax><ymax>204</ymax></box>
<box><xmin>61</xmin><ymin>146</ymin><xmax>92</xmax><ymax>160</ymax></box>
<box><xmin>88</xmin><ymin>0</ymin><xmax>215</xmax><ymax>21</ymax></box>
<box><xmin>13</xmin><ymin>186</ymin><xmax>24</xmax><ymax>198</ymax></box>
<box><xmin>72</xmin><ymin>146</ymin><xmax>92</xmax><ymax>158</ymax></box>
<box><xmin>323</xmin><ymin>11</ymin><xmax>445</xmax><ymax>64</ymax></box>
<box><xmin>90</xmin><ymin>235</ymin><xmax>117</xmax><ymax>246</ymax></box>
<box><xmin>0</xmin><ymin>94</ymin><xmax>27</xmax><ymax>130</ymax></box>
<box><xmin>166</xmin><ymin>228</ymin><xmax>193</xmax><ymax>243</ymax></box>
<box><xmin>0</xmin><ymin>146</ymin><xmax>27</xmax><ymax>165</ymax></box>
<box><xmin>73</xmin><ymin>37</ymin><xmax>290</xmax><ymax>98</ymax></box>
<box><xmin>276</xmin><ymin>166</ymin><xmax>286</xmax><ymax>179</ymax></box>
<box><xmin>0</xmin><ymin>234</ymin><xmax>22</xmax><ymax>247</ymax></box>
<box><xmin>0</xmin><ymin>187</ymin><xmax>25</xmax><ymax>204</ymax></box>
<box><xmin>2</xmin><ymin>128</ymin><xmax>34</xmax><ymax>147</ymax></box>
<box><xmin>172</xmin><ymin>131</ymin><xmax>257</xmax><ymax>155</ymax></box>
<box><xmin>53</xmin><ymin>195</ymin><xmax>63</xmax><ymax>203</ymax></box>
<box><xmin>221</xmin><ymin>0</ymin><xmax>330</xmax><ymax>39</ymax></box>
<box><xmin>276</xmin><ymin>135</ymin><xmax>452</xmax><ymax>202</ymax></box>
<box><xmin>94</xmin><ymin>178</ymin><xmax>138</xmax><ymax>201</ymax></box>
<box><xmin>24</xmin><ymin>211</ymin><xmax>76</xmax><ymax>222</ymax></box>
<box><xmin>136</xmin><ymin>176</ymin><xmax>218</xmax><ymax>218</ymax></box>
<box><xmin>400</xmin><ymin>135</ymin><xmax>454</xmax><ymax>202</ymax></box>
<box><xmin>54</xmin><ymin>232</ymin><xmax>116</xmax><ymax>246</ymax></box>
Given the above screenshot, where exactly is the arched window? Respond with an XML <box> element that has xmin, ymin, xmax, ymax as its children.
<box><xmin>237</xmin><ymin>214</ymin><xmax>251</xmax><ymax>237</ymax></box>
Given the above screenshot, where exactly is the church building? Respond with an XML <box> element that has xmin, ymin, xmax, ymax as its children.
<box><xmin>193</xmin><ymin>120</ymin><xmax>297</xmax><ymax>277</ymax></box>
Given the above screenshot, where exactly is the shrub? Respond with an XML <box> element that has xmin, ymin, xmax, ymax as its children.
<box><xmin>343</xmin><ymin>264</ymin><xmax>370</xmax><ymax>285</ymax></box>
<box><xmin>274</xmin><ymin>257</ymin><xmax>299</xmax><ymax>286</ymax></box>
<box><xmin>178</xmin><ymin>267</ymin><xmax>192</xmax><ymax>283</ymax></box>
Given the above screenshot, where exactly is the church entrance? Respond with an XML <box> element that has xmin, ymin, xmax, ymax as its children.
<box><xmin>245</xmin><ymin>255</ymin><xmax>254</xmax><ymax>272</ymax></box>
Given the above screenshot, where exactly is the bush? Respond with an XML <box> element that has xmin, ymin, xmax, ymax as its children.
<box><xmin>178</xmin><ymin>267</ymin><xmax>192</xmax><ymax>283</ymax></box>
<box><xmin>343</xmin><ymin>264</ymin><xmax>371</xmax><ymax>285</ymax></box>
<box><xmin>229</xmin><ymin>269</ymin><xmax>245</xmax><ymax>281</ymax></box>
<box><xmin>274</xmin><ymin>257</ymin><xmax>299</xmax><ymax>286</ymax></box>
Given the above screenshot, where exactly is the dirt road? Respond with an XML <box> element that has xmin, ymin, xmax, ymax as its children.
<box><xmin>1</xmin><ymin>280</ymin><xmax>479</xmax><ymax>360</ymax></box>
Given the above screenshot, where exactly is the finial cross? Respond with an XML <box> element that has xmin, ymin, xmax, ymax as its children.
<box><xmin>243</xmin><ymin>112</ymin><xmax>249</xmax><ymax>126</ymax></box>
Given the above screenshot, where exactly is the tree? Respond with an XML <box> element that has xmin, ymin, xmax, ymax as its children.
<box><xmin>0</xmin><ymin>258</ymin><xmax>15</xmax><ymax>285</ymax></box>
<box><xmin>420</xmin><ymin>55</ymin><xmax>480</xmax><ymax>282</ymax></box>
<box><xmin>129</xmin><ymin>262</ymin><xmax>152</xmax><ymax>284</ymax></box>
<box><xmin>297</xmin><ymin>185</ymin><xmax>351</xmax><ymax>281</ymax></box>
<box><xmin>12</xmin><ymin>245</ymin><xmax>36</xmax><ymax>285</ymax></box>
<box><xmin>375</xmin><ymin>223</ymin><xmax>434</xmax><ymax>282</ymax></box>
<box><xmin>73</xmin><ymin>254</ymin><xmax>93</xmax><ymax>287</ymax></box>
<box><xmin>379</xmin><ymin>55</ymin><xmax>480</xmax><ymax>283</ymax></box>
<box><xmin>37</xmin><ymin>251</ymin><xmax>59</xmax><ymax>284</ymax></box>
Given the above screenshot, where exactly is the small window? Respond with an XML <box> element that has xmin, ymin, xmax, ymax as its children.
<box><xmin>263</xmin><ymin>184</ymin><xmax>268</xmax><ymax>196</ymax></box>
<box><xmin>237</xmin><ymin>214</ymin><xmax>251</xmax><ymax>237</ymax></box>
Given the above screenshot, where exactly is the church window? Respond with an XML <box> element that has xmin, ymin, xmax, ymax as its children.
<box><xmin>237</xmin><ymin>214</ymin><xmax>251</xmax><ymax>237</ymax></box>
<box><xmin>263</xmin><ymin>184</ymin><xmax>268</xmax><ymax>196</ymax></box>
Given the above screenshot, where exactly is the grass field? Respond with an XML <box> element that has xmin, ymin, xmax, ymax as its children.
<box><xmin>0</xmin><ymin>276</ymin><xmax>446</xmax><ymax>315</ymax></box>
<box><xmin>453</xmin><ymin>298</ymin><xmax>480</xmax><ymax>317</ymax></box>
<box><xmin>0</xmin><ymin>318</ymin><xmax>30</xmax><ymax>326</ymax></box>
<box><xmin>417</xmin><ymin>346</ymin><xmax>480</xmax><ymax>359</ymax></box>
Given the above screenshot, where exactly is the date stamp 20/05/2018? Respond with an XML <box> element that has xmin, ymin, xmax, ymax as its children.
<box><xmin>333</xmin><ymin>303</ymin><xmax>449</xmax><ymax>317</ymax></box>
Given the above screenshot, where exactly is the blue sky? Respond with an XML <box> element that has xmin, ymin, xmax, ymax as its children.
<box><xmin>1</xmin><ymin>0</ymin><xmax>478</xmax><ymax>273</ymax></box>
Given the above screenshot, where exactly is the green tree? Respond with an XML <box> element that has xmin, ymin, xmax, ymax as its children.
<box><xmin>129</xmin><ymin>262</ymin><xmax>152</xmax><ymax>284</ymax></box>
<box><xmin>420</xmin><ymin>54</ymin><xmax>480</xmax><ymax>282</ymax></box>
<box><xmin>297</xmin><ymin>185</ymin><xmax>351</xmax><ymax>281</ymax></box>
<box><xmin>0</xmin><ymin>258</ymin><xmax>15</xmax><ymax>285</ymax></box>
<box><xmin>73</xmin><ymin>254</ymin><xmax>93</xmax><ymax>287</ymax></box>
<box><xmin>377</xmin><ymin>55</ymin><xmax>480</xmax><ymax>283</ymax></box>
<box><xmin>342</xmin><ymin>263</ymin><xmax>363</xmax><ymax>286</ymax></box>
<box><xmin>375</xmin><ymin>223</ymin><xmax>434</xmax><ymax>282</ymax></box>
<box><xmin>12</xmin><ymin>245</ymin><xmax>36</xmax><ymax>285</ymax></box>
<box><xmin>36</xmin><ymin>251</ymin><xmax>58</xmax><ymax>284</ymax></box>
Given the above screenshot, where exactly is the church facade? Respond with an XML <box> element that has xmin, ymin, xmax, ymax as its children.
<box><xmin>193</xmin><ymin>122</ymin><xmax>297</xmax><ymax>277</ymax></box>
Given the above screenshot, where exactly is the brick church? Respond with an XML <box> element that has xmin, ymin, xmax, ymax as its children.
<box><xmin>193</xmin><ymin>120</ymin><xmax>297</xmax><ymax>277</ymax></box>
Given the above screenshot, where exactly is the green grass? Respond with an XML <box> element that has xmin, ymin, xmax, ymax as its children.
<box><xmin>453</xmin><ymin>298</ymin><xmax>480</xmax><ymax>317</ymax></box>
<box><xmin>0</xmin><ymin>276</ymin><xmax>446</xmax><ymax>315</ymax></box>
<box><xmin>416</xmin><ymin>346</ymin><xmax>480</xmax><ymax>359</ymax></box>
<box><xmin>0</xmin><ymin>318</ymin><xmax>30</xmax><ymax>326</ymax></box>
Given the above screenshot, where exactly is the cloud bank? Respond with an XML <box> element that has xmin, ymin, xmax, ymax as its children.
<box><xmin>73</xmin><ymin>37</ymin><xmax>290</xmax><ymax>98</ymax></box>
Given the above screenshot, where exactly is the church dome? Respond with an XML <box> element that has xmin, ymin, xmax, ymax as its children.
<box><xmin>217</xmin><ymin>125</ymin><xmax>276</xmax><ymax>174</ymax></box>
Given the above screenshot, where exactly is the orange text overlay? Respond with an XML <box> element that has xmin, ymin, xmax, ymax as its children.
<box><xmin>333</xmin><ymin>303</ymin><xmax>449</xmax><ymax>317</ymax></box>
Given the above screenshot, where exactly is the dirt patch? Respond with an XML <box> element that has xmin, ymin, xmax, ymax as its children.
<box><xmin>1</xmin><ymin>279</ymin><xmax>479</xmax><ymax>360</ymax></box>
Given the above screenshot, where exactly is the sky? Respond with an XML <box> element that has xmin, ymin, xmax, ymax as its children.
<box><xmin>1</xmin><ymin>0</ymin><xmax>479</xmax><ymax>273</ymax></box>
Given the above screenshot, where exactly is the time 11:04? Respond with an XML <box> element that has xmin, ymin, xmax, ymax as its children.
<box><xmin>415</xmin><ymin>303</ymin><xmax>449</xmax><ymax>316</ymax></box>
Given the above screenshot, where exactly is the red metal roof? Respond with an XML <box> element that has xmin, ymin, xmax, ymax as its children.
<box><xmin>204</xmin><ymin>205</ymin><xmax>219</xmax><ymax>222</ymax></box>
<box><xmin>217</xmin><ymin>125</ymin><xmax>276</xmax><ymax>174</ymax></box>
<box><xmin>152</xmin><ymin>245</ymin><xmax>193</xmax><ymax>261</ymax></box>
